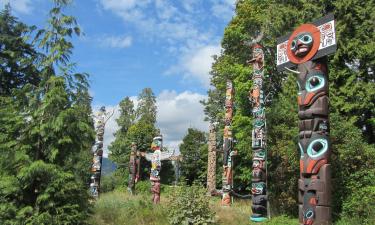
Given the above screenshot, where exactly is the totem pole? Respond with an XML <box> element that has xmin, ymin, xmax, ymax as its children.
<box><xmin>222</xmin><ymin>80</ymin><xmax>235</xmax><ymax>206</ymax></box>
<box><xmin>276</xmin><ymin>14</ymin><xmax>336</xmax><ymax>225</ymax></box>
<box><xmin>207</xmin><ymin>123</ymin><xmax>217</xmax><ymax>195</ymax></box>
<box><xmin>143</xmin><ymin>135</ymin><xmax>174</xmax><ymax>204</ymax></box>
<box><xmin>127</xmin><ymin>142</ymin><xmax>141</xmax><ymax>195</ymax></box>
<box><xmin>248</xmin><ymin>44</ymin><xmax>268</xmax><ymax>222</ymax></box>
<box><xmin>90</xmin><ymin>106</ymin><xmax>114</xmax><ymax>199</ymax></box>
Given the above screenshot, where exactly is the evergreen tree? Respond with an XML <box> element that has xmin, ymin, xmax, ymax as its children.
<box><xmin>109</xmin><ymin>89</ymin><xmax>159</xmax><ymax>183</ymax></box>
<box><xmin>0</xmin><ymin>4</ymin><xmax>41</xmax><ymax>96</ymax></box>
<box><xmin>136</xmin><ymin>87</ymin><xmax>157</xmax><ymax>124</ymax></box>
<box><xmin>0</xmin><ymin>1</ymin><xmax>94</xmax><ymax>223</ymax></box>
<box><xmin>179</xmin><ymin>128</ymin><xmax>208</xmax><ymax>186</ymax></box>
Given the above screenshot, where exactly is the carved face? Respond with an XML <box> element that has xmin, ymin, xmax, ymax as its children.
<box><xmin>297</xmin><ymin>67</ymin><xmax>328</xmax><ymax>107</ymax></box>
<box><xmin>291</xmin><ymin>32</ymin><xmax>313</xmax><ymax>57</ymax></box>
<box><xmin>299</xmin><ymin>134</ymin><xmax>330</xmax><ymax>175</ymax></box>
<box><xmin>253</xmin><ymin>149</ymin><xmax>266</xmax><ymax>160</ymax></box>
<box><xmin>151</xmin><ymin>136</ymin><xmax>162</xmax><ymax>151</ymax></box>
<box><xmin>303</xmin><ymin>192</ymin><xmax>317</xmax><ymax>225</ymax></box>
<box><xmin>251</xmin><ymin>182</ymin><xmax>266</xmax><ymax>195</ymax></box>
<box><xmin>252</xmin><ymin>160</ymin><xmax>265</xmax><ymax>170</ymax></box>
<box><xmin>286</xmin><ymin>24</ymin><xmax>320</xmax><ymax>64</ymax></box>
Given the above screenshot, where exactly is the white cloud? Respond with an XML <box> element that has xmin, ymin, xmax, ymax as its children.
<box><xmin>165</xmin><ymin>44</ymin><xmax>221</xmax><ymax>88</ymax></box>
<box><xmin>0</xmin><ymin>0</ymin><xmax>33</xmax><ymax>14</ymax></box>
<box><xmin>156</xmin><ymin>90</ymin><xmax>209</xmax><ymax>151</ymax></box>
<box><xmin>210</xmin><ymin>0</ymin><xmax>236</xmax><ymax>20</ymax></box>
<box><xmin>98</xmin><ymin>0</ymin><xmax>234</xmax><ymax>88</ymax></box>
<box><xmin>94</xmin><ymin>90</ymin><xmax>208</xmax><ymax>157</ymax></box>
<box><xmin>183</xmin><ymin>45</ymin><xmax>221</xmax><ymax>87</ymax></box>
<box><xmin>100</xmin><ymin>35</ymin><xmax>133</xmax><ymax>48</ymax></box>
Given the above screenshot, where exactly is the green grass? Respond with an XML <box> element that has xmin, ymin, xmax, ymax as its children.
<box><xmin>89</xmin><ymin>188</ymin><xmax>367</xmax><ymax>225</ymax></box>
<box><xmin>88</xmin><ymin>188</ymin><xmax>169</xmax><ymax>225</ymax></box>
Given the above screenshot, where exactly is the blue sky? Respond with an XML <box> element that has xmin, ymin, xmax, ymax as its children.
<box><xmin>1</xmin><ymin>0</ymin><xmax>235</xmax><ymax>154</ymax></box>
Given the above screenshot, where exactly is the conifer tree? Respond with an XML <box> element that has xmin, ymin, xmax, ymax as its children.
<box><xmin>179</xmin><ymin>128</ymin><xmax>208</xmax><ymax>185</ymax></box>
<box><xmin>0</xmin><ymin>1</ymin><xmax>94</xmax><ymax>223</ymax></box>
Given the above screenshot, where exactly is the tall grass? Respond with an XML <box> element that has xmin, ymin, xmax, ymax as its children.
<box><xmin>210</xmin><ymin>197</ymin><xmax>298</xmax><ymax>225</ymax></box>
<box><xmin>88</xmin><ymin>188</ymin><xmax>168</xmax><ymax>225</ymax></box>
<box><xmin>90</xmin><ymin>188</ymin><xmax>360</xmax><ymax>225</ymax></box>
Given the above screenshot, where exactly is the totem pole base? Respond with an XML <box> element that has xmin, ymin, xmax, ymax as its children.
<box><xmin>250</xmin><ymin>216</ymin><xmax>267</xmax><ymax>222</ymax></box>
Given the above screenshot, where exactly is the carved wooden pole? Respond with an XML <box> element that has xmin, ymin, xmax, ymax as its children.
<box><xmin>249</xmin><ymin>44</ymin><xmax>268</xmax><ymax>222</ymax></box>
<box><xmin>277</xmin><ymin>14</ymin><xmax>336</xmax><ymax>225</ymax></box>
<box><xmin>142</xmin><ymin>135</ymin><xmax>174</xmax><ymax>204</ymax></box>
<box><xmin>127</xmin><ymin>142</ymin><xmax>140</xmax><ymax>195</ymax></box>
<box><xmin>90</xmin><ymin>106</ymin><xmax>113</xmax><ymax>199</ymax></box>
<box><xmin>222</xmin><ymin>80</ymin><xmax>234</xmax><ymax>206</ymax></box>
<box><xmin>207</xmin><ymin>123</ymin><xmax>217</xmax><ymax>195</ymax></box>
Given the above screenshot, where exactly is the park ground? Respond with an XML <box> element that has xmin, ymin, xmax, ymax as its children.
<box><xmin>88</xmin><ymin>186</ymin><xmax>365</xmax><ymax>225</ymax></box>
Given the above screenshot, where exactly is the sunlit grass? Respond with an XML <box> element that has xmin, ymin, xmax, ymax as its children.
<box><xmin>88</xmin><ymin>188</ymin><xmax>168</xmax><ymax>225</ymax></box>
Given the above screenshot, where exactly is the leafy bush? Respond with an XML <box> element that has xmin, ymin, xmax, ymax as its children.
<box><xmin>341</xmin><ymin>185</ymin><xmax>375</xmax><ymax>225</ymax></box>
<box><xmin>135</xmin><ymin>180</ymin><xmax>151</xmax><ymax>194</ymax></box>
<box><xmin>100</xmin><ymin>174</ymin><xmax>121</xmax><ymax>193</ymax></box>
<box><xmin>168</xmin><ymin>185</ymin><xmax>216</xmax><ymax>225</ymax></box>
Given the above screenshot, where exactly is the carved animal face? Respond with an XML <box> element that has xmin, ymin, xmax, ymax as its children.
<box><xmin>297</xmin><ymin>64</ymin><xmax>328</xmax><ymax>107</ymax></box>
<box><xmin>291</xmin><ymin>32</ymin><xmax>314</xmax><ymax>57</ymax></box>
<box><xmin>299</xmin><ymin>134</ymin><xmax>330</xmax><ymax>175</ymax></box>
<box><xmin>251</xmin><ymin>182</ymin><xmax>266</xmax><ymax>195</ymax></box>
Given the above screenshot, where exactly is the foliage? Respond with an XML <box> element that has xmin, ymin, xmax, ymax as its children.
<box><xmin>0</xmin><ymin>1</ymin><xmax>94</xmax><ymax>224</ymax></box>
<box><xmin>168</xmin><ymin>185</ymin><xmax>216</xmax><ymax>225</ymax></box>
<box><xmin>100</xmin><ymin>174</ymin><xmax>121</xmax><ymax>193</ymax></box>
<box><xmin>341</xmin><ymin>186</ymin><xmax>375</xmax><ymax>225</ymax></box>
<box><xmin>0</xmin><ymin>5</ymin><xmax>40</xmax><ymax>96</ymax></box>
<box><xmin>179</xmin><ymin>128</ymin><xmax>208</xmax><ymax>185</ymax></box>
<box><xmin>109</xmin><ymin>88</ymin><xmax>176</xmax><ymax>183</ymax></box>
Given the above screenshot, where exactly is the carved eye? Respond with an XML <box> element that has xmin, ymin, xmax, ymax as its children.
<box><xmin>298</xmin><ymin>142</ymin><xmax>304</xmax><ymax>158</ymax></box>
<box><xmin>291</xmin><ymin>39</ymin><xmax>297</xmax><ymax>52</ymax></box>
<box><xmin>298</xmin><ymin>33</ymin><xmax>313</xmax><ymax>45</ymax></box>
<box><xmin>296</xmin><ymin>81</ymin><xmax>302</xmax><ymax>95</ymax></box>
<box><xmin>305</xmin><ymin>210</ymin><xmax>314</xmax><ymax>219</ymax></box>
<box><xmin>306</xmin><ymin>74</ymin><xmax>325</xmax><ymax>92</ymax></box>
<box><xmin>309</xmin><ymin>77</ymin><xmax>319</xmax><ymax>86</ymax></box>
<box><xmin>307</xmin><ymin>138</ymin><xmax>328</xmax><ymax>158</ymax></box>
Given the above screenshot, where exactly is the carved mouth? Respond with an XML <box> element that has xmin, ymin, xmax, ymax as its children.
<box><xmin>295</xmin><ymin>44</ymin><xmax>310</xmax><ymax>56</ymax></box>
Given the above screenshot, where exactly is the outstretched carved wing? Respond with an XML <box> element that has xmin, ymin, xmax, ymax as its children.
<box><xmin>144</xmin><ymin>153</ymin><xmax>153</xmax><ymax>161</ymax></box>
<box><xmin>160</xmin><ymin>148</ymin><xmax>175</xmax><ymax>161</ymax></box>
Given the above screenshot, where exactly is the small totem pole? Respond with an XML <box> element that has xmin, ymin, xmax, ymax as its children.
<box><xmin>207</xmin><ymin>123</ymin><xmax>217</xmax><ymax>195</ymax></box>
<box><xmin>248</xmin><ymin>44</ymin><xmax>268</xmax><ymax>222</ymax></box>
<box><xmin>277</xmin><ymin>14</ymin><xmax>336</xmax><ymax>225</ymax></box>
<box><xmin>127</xmin><ymin>142</ymin><xmax>141</xmax><ymax>195</ymax></box>
<box><xmin>222</xmin><ymin>80</ymin><xmax>235</xmax><ymax>206</ymax></box>
<box><xmin>90</xmin><ymin>106</ymin><xmax>113</xmax><ymax>199</ymax></box>
<box><xmin>143</xmin><ymin>135</ymin><xmax>174</xmax><ymax>204</ymax></box>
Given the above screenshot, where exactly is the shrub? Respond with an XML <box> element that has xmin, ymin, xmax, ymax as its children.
<box><xmin>341</xmin><ymin>185</ymin><xmax>375</xmax><ymax>225</ymax></box>
<box><xmin>168</xmin><ymin>185</ymin><xmax>216</xmax><ymax>225</ymax></box>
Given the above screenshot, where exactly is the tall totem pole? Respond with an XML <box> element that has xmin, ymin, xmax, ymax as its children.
<box><xmin>143</xmin><ymin>135</ymin><xmax>174</xmax><ymax>204</ymax></box>
<box><xmin>207</xmin><ymin>123</ymin><xmax>217</xmax><ymax>195</ymax></box>
<box><xmin>128</xmin><ymin>142</ymin><xmax>141</xmax><ymax>195</ymax></box>
<box><xmin>248</xmin><ymin>44</ymin><xmax>268</xmax><ymax>222</ymax></box>
<box><xmin>90</xmin><ymin>106</ymin><xmax>113</xmax><ymax>199</ymax></box>
<box><xmin>222</xmin><ymin>80</ymin><xmax>235</xmax><ymax>206</ymax></box>
<box><xmin>277</xmin><ymin>14</ymin><xmax>336</xmax><ymax>225</ymax></box>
